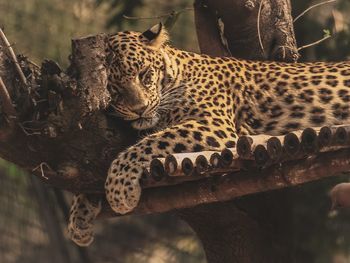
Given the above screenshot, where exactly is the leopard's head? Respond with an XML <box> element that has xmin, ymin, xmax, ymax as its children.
<box><xmin>107</xmin><ymin>23</ymin><xmax>170</xmax><ymax>130</ymax></box>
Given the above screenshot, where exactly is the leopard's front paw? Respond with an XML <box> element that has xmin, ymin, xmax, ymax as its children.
<box><xmin>105</xmin><ymin>161</ymin><xmax>142</xmax><ymax>214</ymax></box>
<box><xmin>67</xmin><ymin>194</ymin><xmax>101</xmax><ymax>247</ymax></box>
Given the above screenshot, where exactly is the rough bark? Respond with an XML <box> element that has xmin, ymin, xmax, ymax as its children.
<box><xmin>179</xmin><ymin>201</ymin><xmax>291</xmax><ymax>263</ymax></box>
<box><xmin>194</xmin><ymin>0</ymin><xmax>299</xmax><ymax>62</ymax></box>
<box><xmin>181</xmin><ymin>1</ymin><xmax>299</xmax><ymax>263</ymax></box>
<box><xmin>0</xmin><ymin>32</ymin><xmax>137</xmax><ymax>192</ymax></box>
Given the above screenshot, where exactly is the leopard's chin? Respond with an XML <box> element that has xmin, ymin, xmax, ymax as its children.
<box><xmin>131</xmin><ymin>115</ymin><xmax>159</xmax><ymax>130</ymax></box>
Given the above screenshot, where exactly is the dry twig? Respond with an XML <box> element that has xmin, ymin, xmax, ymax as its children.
<box><xmin>297</xmin><ymin>34</ymin><xmax>331</xmax><ymax>51</ymax></box>
<box><xmin>123</xmin><ymin>7</ymin><xmax>193</xmax><ymax>20</ymax></box>
<box><xmin>0</xmin><ymin>28</ymin><xmax>28</xmax><ymax>86</ymax></box>
<box><xmin>32</xmin><ymin>162</ymin><xmax>53</xmax><ymax>180</ymax></box>
<box><xmin>18</xmin><ymin>122</ymin><xmax>41</xmax><ymax>136</ymax></box>
<box><xmin>294</xmin><ymin>0</ymin><xmax>337</xmax><ymax>22</ymax></box>
<box><xmin>257</xmin><ymin>0</ymin><xmax>265</xmax><ymax>54</ymax></box>
<box><xmin>0</xmin><ymin>76</ymin><xmax>16</xmax><ymax>119</ymax></box>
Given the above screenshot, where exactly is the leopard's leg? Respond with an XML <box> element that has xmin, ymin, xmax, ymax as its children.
<box><xmin>105</xmin><ymin>119</ymin><xmax>238</xmax><ymax>214</ymax></box>
<box><xmin>67</xmin><ymin>194</ymin><xmax>101</xmax><ymax>246</ymax></box>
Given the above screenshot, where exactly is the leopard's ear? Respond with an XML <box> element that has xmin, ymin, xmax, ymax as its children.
<box><xmin>141</xmin><ymin>23</ymin><xmax>168</xmax><ymax>49</ymax></box>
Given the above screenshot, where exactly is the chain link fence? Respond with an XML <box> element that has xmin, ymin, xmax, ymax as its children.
<box><xmin>0</xmin><ymin>162</ymin><xmax>88</xmax><ymax>263</ymax></box>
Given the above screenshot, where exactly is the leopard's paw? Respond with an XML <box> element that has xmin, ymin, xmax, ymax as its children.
<box><xmin>105</xmin><ymin>161</ymin><xmax>142</xmax><ymax>215</ymax></box>
<box><xmin>67</xmin><ymin>194</ymin><xmax>101</xmax><ymax>247</ymax></box>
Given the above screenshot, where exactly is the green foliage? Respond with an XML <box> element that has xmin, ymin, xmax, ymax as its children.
<box><xmin>0</xmin><ymin>159</ymin><xmax>28</xmax><ymax>186</ymax></box>
<box><xmin>323</xmin><ymin>29</ymin><xmax>331</xmax><ymax>38</ymax></box>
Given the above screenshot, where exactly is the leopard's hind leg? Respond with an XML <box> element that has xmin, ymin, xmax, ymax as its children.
<box><xmin>67</xmin><ymin>194</ymin><xmax>101</xmax><ymax>246</ymax></box>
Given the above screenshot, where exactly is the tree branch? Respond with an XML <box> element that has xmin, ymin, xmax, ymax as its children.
<box><xmin>101</xmin><ymin>147</ymin><xmax>350</xmax><ymax>217</ymax></box>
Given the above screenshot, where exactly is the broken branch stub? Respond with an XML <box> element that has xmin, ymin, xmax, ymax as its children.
<box><xmin>69</xmin><ymin>33</ymin><xmax>111</xmax><ymax>115</ymax></box>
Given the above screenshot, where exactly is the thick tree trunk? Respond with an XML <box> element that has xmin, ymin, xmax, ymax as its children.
<box><xmin>179</xmin><ymin>1</ymin><xmax>299</xmax><ymax>262</ymax></box>
<box><xmin>180</xmin><ymin>196</ymin><xmax>293</xmax><ymax>263</ymax></box>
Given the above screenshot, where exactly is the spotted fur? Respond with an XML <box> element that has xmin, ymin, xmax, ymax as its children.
<box><xmin>68</xmin><ymin>23</ymin><xmax>350</xmax><ymax>246</ymax></box>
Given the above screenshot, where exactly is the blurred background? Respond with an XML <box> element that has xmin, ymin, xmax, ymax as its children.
<box><xmin>0</xmin><ymin>0</ymin><xmax>350</xmax><ymax>262</ymax></box>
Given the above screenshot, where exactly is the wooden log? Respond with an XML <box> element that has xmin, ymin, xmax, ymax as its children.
<box><xmin>253</xmin><ymin>145</ymin><xmax>270</xmax><ymax>168</ymax></box>
<box><xmin>334</xmin><ymin>126</ymin><xmax>350</xmax><ymax>145</ymax></box>
<box><xmin>300</xmin><ymin>128</ymin><xmax>318</xmax><ymax>154</ymax></box>
<box><xmin>147</xmin><ymin>151</ymin><xmax>218</xmax><ymax>182</ymax></box>
<box><xmin>209</xmin><ymin>152</ymin><xmax>222</xmax><ymax>168</ymax></box>
<box><xmin>210</xmin><ymin>148</ymin><xmax>242</xmax><ymax>174</ymax></box>
<box><xmin>159</xmin><ymin>151</ymin><xmax>220</xmax><ymax>177</ymax></box>
<box><xmin>283</xmin><ymin>132</ymin><xmax>301</xmax><ymax>157</ymax></box>
<box><xmin>236</xmin><ymin>135</ymin><xmax>275</xmax><ymax>160</ymax></box>
<box><xmin>236</xmin><ymin>136</ymin><xmax>254</xmax><ymax>158</ymax></box>
<box><xmin>318</xmin><ymin>126</ymin><xmax>335</xmax><ymax>148</ymax></box>
<box><xmin>237</xmin><ymin>132</ymin><xmax>299</xmax><ymax>162</ymax></box>
<box><xmin>218</xmin><ymin>148</ymin><xmax>242</xmax><ymax>171</ymax></box>
<box><xmin>266</xmin><ymin>137</ymin><xmax>283</xmax><ymax>161</ymax></box>
<box><xmin>147</xmin><ymin>149</ymin><xmax>242</xmax><ymax>180</ymax></box>
<box><xmin>150</xmin><ymin>158</ymin><xmax>167</xmax><ymax>181</ymax></box>
<box><xmin>318</xmin><ymin>125</ymin><xmax>350</xmax><ymax>152</ymax></box>
<box><xmin>182</xmin><ymin>157</ymin><xmax>194</xmax><ymax>175</ymax></box>
<box><xmin>220</xmin><ymin>148</ymin><xmax>234</xmax><ymax>167</ymax></box>
<box><xmin>164</xmin><ymin>154</ymin><xmax>178</xmax><ymax>175</ymax></box>
<box><xmin>195</xmin><ymin>155</ymin><xmax>209</xmax><ymax>174</ymax></box>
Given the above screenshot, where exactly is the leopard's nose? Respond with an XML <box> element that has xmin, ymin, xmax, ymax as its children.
<box><xmin>132</xmin><ymin>103</ymin><xmax>148</xmax><ymax>116</ymax></box>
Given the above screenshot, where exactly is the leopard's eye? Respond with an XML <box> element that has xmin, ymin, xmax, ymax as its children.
<box><xmin>138</xmin><ymin>67</ymin><xmax>148</xmax><ymax>79</ymax></box>
<box><xmin>139</xmin><ymin>67</ymin><xmax>152</xmax><ymax>87</ymax></box>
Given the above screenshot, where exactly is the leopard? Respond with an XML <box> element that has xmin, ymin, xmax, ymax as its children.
<box><xmin>68</xmin><ymin>23</ymin><xmax>350</xmax><ymax>246</ymax></box>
